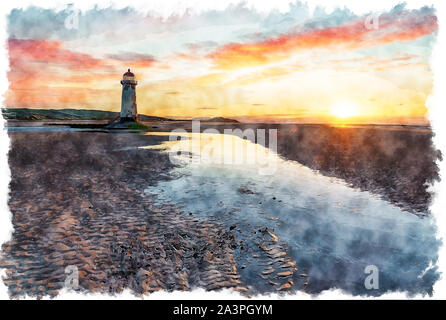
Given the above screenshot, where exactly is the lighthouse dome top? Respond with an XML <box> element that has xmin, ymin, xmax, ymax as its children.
<box><xmin>123</xmin><ymin>69</ymin><xmax>134</xmax><ymax>77</ymax></box>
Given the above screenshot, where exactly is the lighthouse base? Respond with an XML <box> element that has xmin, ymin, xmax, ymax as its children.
<box><xmin>106</xmin><ymin>117</ymin><xmax>148</xmax><ymax>130</ymax></box>
<box><xmin>119</xmin><ymin>116</ymin><xmax>138</xmax><ymax>122</ymax></box>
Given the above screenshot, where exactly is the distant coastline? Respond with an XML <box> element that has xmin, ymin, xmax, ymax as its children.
<box><xmin>1</xmin><ymin>108</ymin><xmax>239</xmax><ymax>123</ymax></box>
<box><xmin>1</xmin><ymin>108</ymin><xmax>430</xmax><ymax>128</ymax></box>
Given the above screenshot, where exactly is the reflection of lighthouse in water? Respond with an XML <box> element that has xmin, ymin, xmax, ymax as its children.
<box><xmin>120</xmin><ymin>69</ymin><xmax>138</xmax><ymax>122</ymax></box>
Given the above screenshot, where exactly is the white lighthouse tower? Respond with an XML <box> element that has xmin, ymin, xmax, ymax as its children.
<box><xmin>120</xmin><ymin>69</ymin><xmax>138</xmax><ymax>122</ymax></box>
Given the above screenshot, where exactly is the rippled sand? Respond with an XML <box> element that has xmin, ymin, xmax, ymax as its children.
<box><xmin>0</xmin><ymin>132</ymin><xmax>248</xmax><ymax>297</ymax></box>
<box><xmin>1</xmin><ymin>129</ymin><xmax>437</xmax><ymax>298</ymax></box>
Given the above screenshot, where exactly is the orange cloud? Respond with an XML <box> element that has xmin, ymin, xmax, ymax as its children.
<box><xmin>106</xmin><ymin>52</ymin><xmax>157</xmax><ymax>68</ymax></box>
<box><xmin>6</xmin><ymin>39</ymin><xmax>159</xmax><ymax>108</ymax></box>
<box><xmin>376</xmin><ymin>16</ymin><xmax>437</xmax><ymax>44</ymax></box>
<box><xmin>7</xmin><ymin>39</ymin><xmax>114</xmax><ymax>90</ymax></box>
<box><xmin>6</xmin><ymin>39</ymin><xmax>121</xmax><ymax>108</ymax></box>
<box><xmin>208</xmin><ymin>14</ymin><xmax>437</xmax><ymax>70</ymax></box>
<box><xmin>5</xmin><ymin>86</ymin><xmax>117</xmax><ymax>109</ymax></box>
<box><xmin>8</xmin><ymin>39</ymin><xmax>106</xmax><ymax>70</ymax></box>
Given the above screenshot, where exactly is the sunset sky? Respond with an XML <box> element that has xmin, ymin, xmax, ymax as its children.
<box><xmin>5</xmin><ymin>2</ymin><xmax>437</xmax><ymax>124</ymax></box>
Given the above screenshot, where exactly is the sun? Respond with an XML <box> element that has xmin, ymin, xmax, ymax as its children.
<box><xmin>330</xmin><ymin>103</ymin><xmax>358</xmax><ymax>119</ymax></box>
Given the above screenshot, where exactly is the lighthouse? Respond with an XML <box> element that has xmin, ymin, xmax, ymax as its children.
<box><xmin>120</xmin><ymin>69</ymin><xmax>138</xmax><ymax>122</ymax></box>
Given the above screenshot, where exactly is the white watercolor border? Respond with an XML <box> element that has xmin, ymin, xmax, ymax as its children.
<box><xmin>0</xmin><ymin>0</ymin><xmax>445</xmax><ymax>300</ymax></box>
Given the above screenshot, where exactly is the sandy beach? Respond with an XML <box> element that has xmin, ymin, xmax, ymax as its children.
<box><xmin>0</xmin><ymin>126</ymin><xmax>440</xmax><ymax>297</ymax></box>
<box><xmin>0</xmin><ymin>132</ymin><xmax>249</xmax><ymax>297</ymax></box>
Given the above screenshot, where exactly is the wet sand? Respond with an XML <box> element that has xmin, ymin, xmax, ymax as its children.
<box><xmin>0</xmin><ymin>125</ymin><xmax>440</xmax><ymax>297</ymax></box>
<box><xmin>7</xmin><ymin>120</ymin><xmax>440</xmax><ymax>215</ymax></box>
<box><xmin>0</xmin><ymin>132</ymin><xmax>247</xmax><ymax>297</ymax></box>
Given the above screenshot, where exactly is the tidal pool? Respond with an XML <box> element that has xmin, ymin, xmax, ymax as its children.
<box><xmin>144</xmin><ymin>132</ymin><xmax>440</xmax><ymax>296</ymax></box>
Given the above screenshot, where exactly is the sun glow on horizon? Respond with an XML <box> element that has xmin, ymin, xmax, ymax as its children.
<box><xmin>330</xmin><ymin>103</ymin><xmax>359</xmax><ymax>120</ymax></box>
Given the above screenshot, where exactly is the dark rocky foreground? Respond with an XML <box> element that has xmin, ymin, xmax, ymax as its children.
<box><xmin>0</xmin><ymin>132</ymin><xmax>248</xmax><ymax>298</ymax></box>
